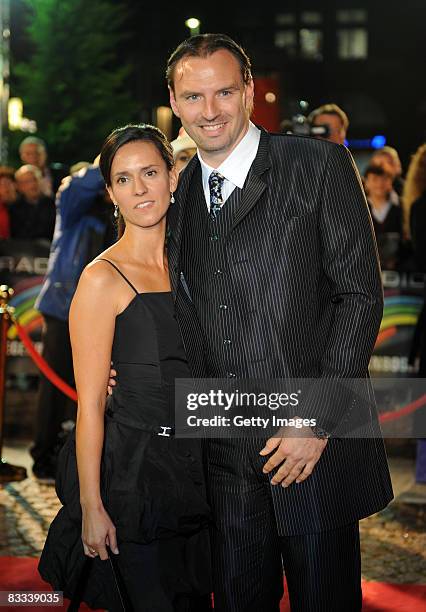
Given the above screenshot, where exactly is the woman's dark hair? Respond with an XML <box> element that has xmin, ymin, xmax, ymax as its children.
<box><xmin>166</xmin><ymin>33</ymin><xmax>252</xmax><ymax>92</ymax></box>
<box><xmin>99</xmin><ymin>123</ymin><xmax>173</xmax><ymax>187</ymax></box>
<box><xmin>99</xmin><ymin>124</ymin><xmax>174</xmax><ymax>237</ymax></box>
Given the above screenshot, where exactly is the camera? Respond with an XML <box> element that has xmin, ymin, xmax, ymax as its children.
<box><xmin>280</xmin><ymin>100</ymin><xmax>330</xmax><ymax>139</ymax></box>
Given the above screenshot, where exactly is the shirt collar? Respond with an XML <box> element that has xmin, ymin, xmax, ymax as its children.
<box><xmin>198</xmin><ymin>121</ymin><xmax>261</xmax><ymax>192</ymax></box>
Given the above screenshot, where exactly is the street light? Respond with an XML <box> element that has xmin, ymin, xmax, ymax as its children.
<box><xmin>185</xmin><ymin>17</ymin><xmax>200</xmax><ymax>36</ymax></box>
<box><xmin>8</xmin><ymin>97</ymin><xmax>22</xmax><ymax>129</ymax></box>
<box><xmin>0</xmin><ymin>0</ymin><xmax>10</xmax><ymax>162</ymax></box>
<box><xmin>8</xmin><ymin>97</ymin><xmax>37</xmax><ymax>133</ymax></box>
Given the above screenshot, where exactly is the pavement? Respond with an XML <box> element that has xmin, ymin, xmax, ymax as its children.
<box><xmin>0</xmin><ymin>441</ymin><xmax>425</xmax><ymax>585</ymax></box>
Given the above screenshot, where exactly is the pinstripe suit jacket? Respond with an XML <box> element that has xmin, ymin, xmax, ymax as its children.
<box><xmin>167</xmin><ymin>129</ymin><xmax>393</xmax><ymax>535</ymax></box>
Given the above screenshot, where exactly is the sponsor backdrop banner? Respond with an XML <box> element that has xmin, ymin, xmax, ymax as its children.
<box><xmin>0</xmin><ymin>242</ymin><xmax>424</xmax><ymax>422</ymax></box>
<box><xmin>0</xmin><ymin>239</ymin><xmax>50</xmax><ymax>363</ymax></box>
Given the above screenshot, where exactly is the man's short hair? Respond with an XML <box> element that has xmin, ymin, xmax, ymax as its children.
<box><xmin>15</xmin><ymin>164</ymin><xmax>42</xmax><ymax>181</ymax></box>
<box><xmin>308</xmin><ymin>104</ymin><xmax>349</xmax><ymax>131</ymax></box>
<box><xmin>166</xmin><ymin>33</ymin><xmax>252</xmax><ymax>91</ymax></box>
<box><xmin>19</xmin><ymin>136</ymin><xmax>46</xmax><ymax>154</ymax></box>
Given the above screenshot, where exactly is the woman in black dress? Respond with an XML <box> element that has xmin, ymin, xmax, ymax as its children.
<box><xmin>39</xmin><ymin>125</ymin><xmax>211</xmax><ymax>611</ymax></box>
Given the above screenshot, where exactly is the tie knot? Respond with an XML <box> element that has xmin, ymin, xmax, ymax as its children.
<box><xmin>208</xmin><ymin>171</ymin><xmax>225</xmax><ymax>214</ymax></box>
<box><xmin>209</xmin><ymin>171</ymin><xmax>225</xmax><ymax>192</ymax></box>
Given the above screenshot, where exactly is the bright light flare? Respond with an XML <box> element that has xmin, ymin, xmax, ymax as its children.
<box><xmin>185</xmin><ymin>18</ymin><xmax>200</xmax><ymax>30</ymax></box>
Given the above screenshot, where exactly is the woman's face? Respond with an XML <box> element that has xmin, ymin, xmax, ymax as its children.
<box><xmin>107</xmin><ymin>140</ymin><xmax>177</xmax><ymax>230</ymax></box>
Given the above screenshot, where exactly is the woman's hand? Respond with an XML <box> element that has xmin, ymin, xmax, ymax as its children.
<box><xmin>81</xmin><ymin>504</ymin><xmax>119</xmax><ymax>560</ymax></box>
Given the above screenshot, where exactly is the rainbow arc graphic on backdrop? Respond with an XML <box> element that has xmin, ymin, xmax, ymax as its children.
<box><xmin>6</xmin><ymin>282</ymin><xmax>425</xmax><ymax>351</ymax></box>
<box><xmin>6</xmin><ymin>280</ymin><xmax>426</xmax><ymax>422</ymax></box>
<box><xmin>375</xmin><ymin>293</ymin><xmax>422</xmax><ymax>348</ymax></box>
<box><xmin>7</xmin><ymin>277</ymin><xmax>44</xmax><ymax>340</ymax></box>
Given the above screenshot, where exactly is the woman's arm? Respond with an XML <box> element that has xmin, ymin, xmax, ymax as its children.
<box><xmin>69</xmin><ymin>261</ymin><xmax>119</xmax><ymax>559</ymax></box>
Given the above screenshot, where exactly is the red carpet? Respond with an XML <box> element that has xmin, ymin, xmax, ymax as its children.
<box><xmin>1</xmin><ymin>557</ymin><xmax>425</xmax><ymax>611</ymax></box>
<box><xmin>0</xmin><ymin>557</ymin><xmax>98</xmax><ymax>611</ymax></box>
<box><xmin>279</xmin><ymin>580</ymin><xmax>426</xmax><ymax>612</ymax></box>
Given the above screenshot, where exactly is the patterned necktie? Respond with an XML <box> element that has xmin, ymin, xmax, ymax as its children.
<box><xmin>208</xmin><ymin>171</ymin><xmax>225</xmax><ymax>219</ymax></box>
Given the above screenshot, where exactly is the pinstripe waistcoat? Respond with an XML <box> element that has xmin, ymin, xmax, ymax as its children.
<box><xmin>167</xmin><ymin>128</ymin><xmax>393</xmax><ymax>535</ymax></box>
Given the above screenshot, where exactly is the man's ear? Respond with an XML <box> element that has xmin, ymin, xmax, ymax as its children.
<box><xmin>244</xmin><ymin>78</ymin><xmax>255</xmax><ymax>112</ymax></box>
<box><xmin>169</xmin><ymin>86</ymin><xmax>180</xmax><ymax>118</ymax></box>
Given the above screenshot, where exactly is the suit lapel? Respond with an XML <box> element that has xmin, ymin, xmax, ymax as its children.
<box><xmin>231</xmin><ymin>128</ymin><xmax>271</xmax><ymax>230</ymax></box>
<box><xmin>168</xmin><ymin>128</ymin><xmax>271</xmax><ymax>295</ymax></box>
<box><xmin>167</xmin><ymin>155</ymin><xmax>200</xmax><ymax>300</ymax></box>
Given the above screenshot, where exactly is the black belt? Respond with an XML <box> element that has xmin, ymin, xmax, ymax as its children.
<box><xmin>105</xmin><ymin>408</ymin><xmax>175</xmax><ymax>436</ymax></box>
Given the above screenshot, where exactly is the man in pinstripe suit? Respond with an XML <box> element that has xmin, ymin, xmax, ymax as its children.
<box><xmin>166</xmin><ymin>34</ymin><xmax>393</xmax><ymax>611</ymax></box>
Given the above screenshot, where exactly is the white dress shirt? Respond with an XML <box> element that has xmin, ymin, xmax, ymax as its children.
<box><xmin>198</xmin><ymin>121</ymin><xmax>261</xmax><ymax>209</ymax></box>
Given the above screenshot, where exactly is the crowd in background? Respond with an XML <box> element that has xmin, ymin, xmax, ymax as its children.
<box><xmin>2</xmin><ymin>117</ymin><xmax>426</xmax><ymax>275</ymax></box>
<box><xmin>0</xmin><ymin>137</ymin><xmax>68</xmax><ymax>242</ymax></box>
<box><xmin>1</xmin><ymin>111</ymin><xmax>426</xmax><ymax>481</ymax></box>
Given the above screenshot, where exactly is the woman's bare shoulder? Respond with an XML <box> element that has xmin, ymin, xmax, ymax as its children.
<box><xmin>79</xmin><ymin>258</ymin><xmax>119</xmax><ymax>293</ymax></box>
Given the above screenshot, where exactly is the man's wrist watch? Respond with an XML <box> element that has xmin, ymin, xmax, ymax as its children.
<box><xmin>311</xmin><ymin>425</ymin><xmax>331</xmax><ymax>440</ymax></box>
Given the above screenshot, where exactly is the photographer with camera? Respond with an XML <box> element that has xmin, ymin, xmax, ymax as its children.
<box><xmin>308</xmin><ymin>103</ymin><xmax>349</xmax><ymax>145</ymax></box>
<box><xmin>281</xmin><ymin>101</ymin><xmax>349</xmax><ymax>146</ymax></box>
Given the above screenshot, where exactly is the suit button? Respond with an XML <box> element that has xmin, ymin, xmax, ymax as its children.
<box><xmin>214</xmin><ymin>269</ymin><xmax>223</xmax><ymax>276</ymax></box>
<box><xmin>227</xmin><ymin>372</ymin><xmax>236</xmax><ymax>378</ymax></box>
<box><xmin>219</xmin><ymin>304</ymin><xmax>228</xmax><ymax>310</ymax></box>
<box><xmin>223</xmin><ymin>339</ymin><xmax>231</xmax><ymax>345</ymax></box>
<box><xmin>210</xmin><ymin>234</ymin><xmax>219</xmax><ymax>241</ymax></box>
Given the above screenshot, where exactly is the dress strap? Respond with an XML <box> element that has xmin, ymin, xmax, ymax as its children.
<box><xmin>96</xmin><ymin>258</ymin><xmax>139</xmax><ymax>295</ymax></box>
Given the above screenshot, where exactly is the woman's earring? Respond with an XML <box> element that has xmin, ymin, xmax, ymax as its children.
<box><xmin>170</xmin><ymin>193</ymin><xmax>175</xmax><ymax>204</ymax></box>
<box><xmin>114</xmin><ymin>203</ymin><xmax>119</xmax><ymax>218</ymax></box>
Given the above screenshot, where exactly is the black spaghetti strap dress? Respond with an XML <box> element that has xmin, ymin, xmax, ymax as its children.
<box><xmin>38</xmin><ymin>260</ymin><xmax>212</xmax><ymax>611</ymax></box>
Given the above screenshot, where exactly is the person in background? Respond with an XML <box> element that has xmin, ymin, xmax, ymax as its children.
<box><xmin>403</xmin><ymin>143</ymin><xmax>426</xmax><ymax>362</ymax></box>
<box><xmin>370</xmin><ymin>145</ymin><xmax>404</xmax><ymax>198</ymax></box>
<box><xmin>0</xmin><ymin>166</ymin><xmax>17</xmax><ymax>239</ymax></box>
<box><xmin>0</xmin><ymin>166</ymin><xmax>17</xmax><ymax>204</ymax></box>
<box><xmin>19</xmin><ymin>136</ymin><xmax>68</xmax><ymax>198</ymax></box>
<box><xmin>9</xmin><ymin>164</ymin><xmax>56</xmax><ymax>241</ymax></box>
<box><xmin>364</xmin><ymin>165</ymin><xmax>402</xmax><ymax>235</ymax></box>
<box><xmin>404</xmin><ymin>143</ymin><xmax>426</xmax><ymax>269</ymax></box>
<box><xmin>171</xmin><ymin>128</ymin><xmax>197</xmax><ymax>173</ymax></box>
<box><xmin>364</xmin><ymin>164</ymin><xmax>402</xmax><ymax>269</ymax></box>
<box><xmin>31</xmin><ymin>159</ymin><xmax>115</xmax><ymax>481</ymax></box>
<box><xmin>308</xmin><ymin>103</ymin><xmax>349</xmax><ymax>145</ymax></box>
<box><xmin>403</xmin><ymin>144</ymin><xmax>426</xmax><ymax>445</ymax></box>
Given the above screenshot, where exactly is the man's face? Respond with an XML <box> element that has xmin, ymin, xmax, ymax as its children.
<box><xmin>20</xmin><ymin>143</ymin><xmax>43</xmax><ymax>168</ymax></box>
<box><xmin>169</xmin><ymin>49</ymin><xmax>254</xmax><ymax>167</ymax></box>
<box><xmin>16</xmin><ymin>171</ymin><xmax>41</xmax><ymax>202</ymax></box>
<box><xmin>365</xmin><ymin>173</ymin><xmax>392</xmax><ymax>200</ymax></box>
<box><xmin>312</xmin><ymin>113</ymin><xmax>346</xmax><ymax>145</ymax></box>
<box><xmin>0</xmin><ymin>176</ymin><xmax>16</xmax><ymax>204</ymax></box>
